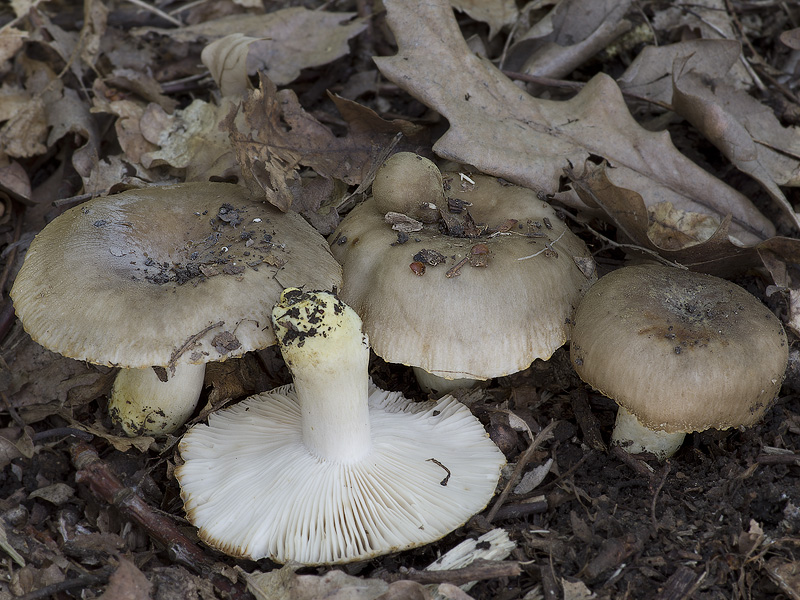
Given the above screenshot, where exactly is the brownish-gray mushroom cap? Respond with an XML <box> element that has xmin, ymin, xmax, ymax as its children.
<box><xmin>330</xmin><ymin>159</ymin><xmax>596</xmax><ymax>393</ymax></box>
<box><xmin>10</xmin><ymin>182</ymin><xmax>341</xmax><ymax>435</ymax></box>
<box><xmin>570</xmin><ymin>264</ymin><xmax>788</xmax><ymax>459</ymax></box>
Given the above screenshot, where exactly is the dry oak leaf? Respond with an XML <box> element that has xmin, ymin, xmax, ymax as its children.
<box><xmin>672</xmin><ymin>57</ymin><xmax>800</xmax><ymax>230</ymax></box>
<box><xmin>225</xmin><ymin>73</ymin><xmax>428</xmax><ymax>211</ymax></box>
<box><xmin>97</xmin><ymin>556</ymin><xmax>152</xmax><ymax>600</ymax></box>
<box><xmin>505</xmin><ymin>0</ymin><xmax>633</xmax><ymax>81</ymax></box>
<box><xmin>140</xmin><ymin>98</ymin><xmax>240</xmax><ymax>182</ymax></box>
<box><xmin>242</xmin><ymin>565</ymin><xmax>432</xmax><ymax>600</ymax></box>
<box><xmin>566</xmin><ymin>160</ymin><xmax>800</xmax><ymax>278</ymax></box>
<box><xmin>619</xmin><ymin>39</ymin><xmax>800</xmax><ymax>229</ymax></box>
<box><xmin>649</xmin><ymin>0</ymin><xmax>753</xmax><ymax>89</ymax></box>
<box><xmin>374</xmin><ymin>0</ymin><xmax>774</xmax><ymax>246</ymax></box>
<box><xmin>138</xmin><ymin>8</ymin><xmax>365</xmax><ymax>87</ymax></box>
<box><xmin>451</xmin><ymin>0</ymin><xmax>518</xmax><ymax>40</ymax></box>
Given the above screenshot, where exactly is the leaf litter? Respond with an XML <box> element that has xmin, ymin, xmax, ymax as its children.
<box><xmin>0</xmin><ymin>0</ymin><xmax>799</xmax><ymax>598</ymax></box>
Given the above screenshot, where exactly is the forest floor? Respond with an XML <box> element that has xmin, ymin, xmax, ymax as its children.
<box><xmin>0</xmin><ymin>1</ymin><xmax>799</xmax><ymax>599</ymax></box>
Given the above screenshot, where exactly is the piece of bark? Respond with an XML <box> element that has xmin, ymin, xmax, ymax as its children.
<box><xmin>570</xmin><ymin>388</ymin><xmax>606</xmax><ymax>451</ymax></box>
<box><xmin>581</xmin><ymin>533</ymin><xmax>644</xmax><ymax>582</ymax></box>
<box><xmin>378</xmin><ymin>559</ymin><xmax>520</xmax><ymax>585</ymax></box>
<box><xmin>654</xmin><ymin>565</ymin><xmax>704</xmax><ymax>600</ymax></box>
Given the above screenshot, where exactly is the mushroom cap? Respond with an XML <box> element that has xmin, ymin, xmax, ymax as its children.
<box><xmin>176</xmin><ymin>383</ymin><xmax>505</xmax><ymax>565</ymax></box>
<box><xmin>570</xmin><ymin>265</ymin><xmax>788</xmax><ymax>433</ymax></box>
<box><xmin>372</xmin><ymin>152</ymin><xmax>443</xmax><ymax>222</ymax></box>
<box><xmin>329</xmin><ymin>173</ymin><xmax>596</xmax><ymax>379</ymax></box>
<box><xmin>10</xmin><ymin>182</ymin><xmax>341</xmax><ymax>368</ymax></box>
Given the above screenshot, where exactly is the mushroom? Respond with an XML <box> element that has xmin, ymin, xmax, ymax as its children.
<box><xmin>176</xmin><ymin>288</ymin><xmax>505</xmax><ymax>565</ymax></box>
<box><xmin>10</xmin><ymin>182</ymin><xmax>341</xmax><ymax>436</ymax></box>
<box><xmin>570</xmin><ymin>264</ymin><xmax>788</xmax><ymax>459</ymax></box>
<box><xmin>329</xmin><ymin>154</ymin><xmax>596</xmax><ymax>395</ymax></box>
<box><xmin>371</xmin><ymin>152</ymin><xmax>442</xmax><ymax>223</ymax></box>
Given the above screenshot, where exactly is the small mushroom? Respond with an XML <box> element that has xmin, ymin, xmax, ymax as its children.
<box><xmin>176</xmin><ymin>288</ymin><xmax>505</xmax><ymax>565</ymax></box>
<box><xmin>10</xmin><ymin>182</ymin><xmax>341</xmax><ymax>436</ymax></box>
<box><xmin>330</xmin><ymin>155</ymin><xmax>596</xmax><ymax>395</ymax></box>
<box><xmin>372</xmin><ymin>152</ymin><xmax>442</xmax><ymax>223</ymax></box>
<box><xmin>570</xmin><ymin>265</ymin><xmax>788</xmax><ymax>459</ymax></box>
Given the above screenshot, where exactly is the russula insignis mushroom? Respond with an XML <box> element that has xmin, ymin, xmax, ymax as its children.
<box><xmin>329</xmin><ymin>153</ymin><xmax>596</xmax><ymax>396</ymax></box>
<box><xmin>10</xmin><ymin>182</ymin><xmax>341</xmax><ymax>436</ymax></box>
<box><xmin>176</xmin><ymin>288</ymin><xmax>505</xmax><ymax>565</ymax></box>
<box><xmin>570</xmin><ymin>264</ymin><xmax>788</xmax><ymax>459</ymax></box>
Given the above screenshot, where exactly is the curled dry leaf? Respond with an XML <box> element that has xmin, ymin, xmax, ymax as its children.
<box><xmin>139</xmin><ymin>7</ymin><xmax>365</xmax><ymax>87</ymax></box>
<box><xmin>241</xmin><ymin>565</ymin><xmax>425</xmax><ymax>600</ymax></box>
<box><xmin>671</xmin><ymin>54</ymin><xmax>800</xmax><ymax>230</ymax></box>
<box><xmin>506</xmin><ymin>0</ymin><xmax>633</xmax><ymax>80</ymax></box>
<box><xmin>566</xmin><ymin>160</ymin><xmax>800</xmax><ymax>277</ymax></box>
<box><xmin>620</xmin><ymin>39</ymin><xmax>800</xmax><ymax>229</ymax></box>
<box><xmin>97</xmin><ymin>556</ymin><xmax>152</xmax><ymax>600</ymax></box>
<box><xmin>374</xmin><ymin>0</ymin><xmax>774</xmax><ymax>245</ymax></box>
<box><xmin>452</xmin><ymin>0</ymin><xmax>518</xmax><ymax>39</ymax></box>
<box><xmin>202</xmin><ymin>33</ymin><xmax>262</xmax><ymax>98</ymax></box>
<box><xmin>224</xmin><ymin>74</ymin><xmax>428</xmax><ymax>212</ymax></box>
<box><xmin>139</xmin><ymin>98</ymin><xmax>239</xmax><ymax>182</ymax></box>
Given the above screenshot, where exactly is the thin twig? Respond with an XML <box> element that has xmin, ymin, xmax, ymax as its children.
<box><xmin>517</xmin><ymin>231</ymin><xmax>565</xmax><ymax>261</ymax></box>
<box><xmin>69</xmin><ymin>441</ymin><xmax>253</xmax><ymax>600</ymax></box>
<box><xmin>380</xmin><ymin>559</ymin><xmax>521</xmax><ymax>585</ymax></box>
<box><xmin>559</xmin><ymin>206</ymin><xmax>688</xmax><ymax>270</ymax></box>
<box><xmin>650</xmin><ymin>461</ymin><xmax>671</xmax><ymax>531</ymax></box>
<box><xmin>486</xmin><ymin>420</ymin><xmax>558</xmax><ymax>522</ymax></box>
<box><xmin>15</xmin><ymin>567</ymin><xmax>114</xmax><ymax>600</ymax></box>
<box><xmin>167</xmin><ymin>321</ymin><xmax>224</xmax><ymax>373</ymax></box>
<box><xmin>125</xmin><ymin>0</ymin><xmax>183</xmax><ymax>26</ymax></box>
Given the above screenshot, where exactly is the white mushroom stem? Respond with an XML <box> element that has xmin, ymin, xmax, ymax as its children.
<box><xmin>412</xmin><ymin>366</ymin><xmax>479</xmax><ymax>398</ymax></box>
<box><xmin>108</xmin><ymin>364</ymin><xmax>206</xmax><ymax>436</ymax></box>
<box><xmin>611</xmin><ymin>406</ymin><xmax>686</xmax><ymax>460</ymax></box>
<box><xmin>272</xmin><ymin>289</ymin><xmax>372</xmax><ymax>463</ymax></box>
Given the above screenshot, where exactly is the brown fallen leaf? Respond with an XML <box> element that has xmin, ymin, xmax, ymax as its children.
<box><xmin>649</xmin><ymin>0</ymin><xmax>753</xmax><ymax>89</ymax></box>
<box><xmin>225</xmin><ymin>74</ymin><xmax>429</xmax><ymax>212</ymax></box>
<box><xmin>617</xmin><ymin>38</ymin><xmax>739</xmax><ymax>107</ymax></box>
<box><xmin>0</xmin><ymin>27</ymin><xmax>27</xmax><ymax>63</ymax></box>
<box><xmin>0</xmin><ymin>161</ymin><xmax>31</xmax><ymax>204</ymax></box>
<box><xmin>97</xmin><ymin>556</ymin><xmax>152</xmax><ymax>600</ymax></box>
<box><xmin>102</xmin><ymin>68</ymin><xmax>178</xmax><ymax>112</ymax></box>
<box><xmin>241</xmin><ymin>565</ymin><xmax>432</xmax><ymax>600</ymax></box>
<box><xmin>566</xmin><ymin>160</ymin><xmax>800</xmax><ymax>277</ymax></box>
<box><xmin>619</xmin><ymin>39</ymin><xmax>800</xmax><ymax>229</ymax></box>
<box><xmin>139</xmin><ymin>98</ymin><xmax>240</xmax><ymax>182</ymax></box>
<box><xmin>139</xmin><ymin>8</ymin><xmax>365</xmax><ymax>87</ymax></box>
<box><xmin>505</xmin><ymin>0</ymin><xmax>632</xmax><ymax>81</ymax></box>
<box><xmin>374</xmin><ymin>0</ymin><xmax>774</xmax><ymax>245</ymax></box>
<box><xmin>671</xmin><ymin>52</ymin><xmax>800</xmax><ymax>229</ymax></box>
<box><xmin>0</xmin><ymin>427</ymin><xmax>34</xmax><ymax>471</ymax></box>
<box><xmin>202</xmin><ymin>11</ymin><xmax>365</xmax><ymax>93</ymax></box>
<box><xmin>452</xmin><ymin>0</ymin><xmax>517</xmax><ymax>39</ymax></box>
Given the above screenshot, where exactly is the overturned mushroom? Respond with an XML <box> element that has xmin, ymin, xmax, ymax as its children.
<box><xmin>10</xmin><ymin>182</ymin><xmax>341</xmax><ymax>435</ymax></box>
<box><xmin>176</xmin><ymin>289</ymin><xmax>505</xmax><ymax>565</ymax></box>
<box><xmin>330</xmin><ymin>154</ymin><xmax>596</xmax><ymax>395</ymax></box>
<box><xmin>570</xmin><ymin>265</ymin><xmax>788</xmax><ymax>459</ymax></box>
